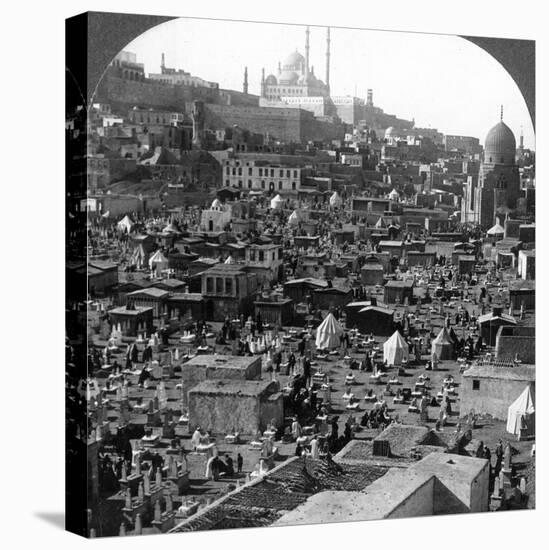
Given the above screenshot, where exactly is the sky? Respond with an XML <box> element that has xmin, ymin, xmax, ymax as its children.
<box><xmin>121</xmin><ymin>17</ymin><xmax>535</xmax><ymax>149</ymax></box>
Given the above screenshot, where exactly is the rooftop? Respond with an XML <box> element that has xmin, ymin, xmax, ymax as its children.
<box><xmin>189</xmin><ymin>379</ymin><xmax>275</xmax><ymax>397</ymax></box>
<box><xmin>184</xmin><ymin>354</ymin><xmax>260</xmax><ymax>370</ymax></box>
<box><xmin>462</xmin><ymin>364</ymin><xmax>535</xmax><ymax>382</ymax></box>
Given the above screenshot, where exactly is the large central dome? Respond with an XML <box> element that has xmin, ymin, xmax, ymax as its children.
<box><xmin>484</xmin><ymin>121</ymin><xmax>516</xmax><ymax>165</ymax></box>
<box><xmin>283</xmin><ymin>50</ymin><xmax>305</xmax><ymax>71</ymax></box>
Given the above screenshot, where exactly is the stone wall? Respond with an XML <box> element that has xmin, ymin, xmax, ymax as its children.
<box><xmin>386</xmin><ymin>476</ymin><xmax>435</xmax><ymax>519</ymax></box>
<box><xmin>495</xmin><ymin>327</ymin><xmax>535</xmax><ymax>363</ymax></box>
<box><xmin>459</xmin><ymin>376</ymin><xmax>533</xmax><ymax>419</ymax></box>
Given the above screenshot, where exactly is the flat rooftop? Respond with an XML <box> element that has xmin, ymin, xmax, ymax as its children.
<box><xmin>188</xmin><ymin>379</ymin><xmax>274</xmax><ymax>397</ymax></box>
<box><xmin>463</xmin><ymin>364</ymin><xmax>535</xmax><ymax>382</ymax></box>
<box><xmin>184</xmin><ymin>355</ymin><xmax>259</xmax><ymax>370</ymax></box>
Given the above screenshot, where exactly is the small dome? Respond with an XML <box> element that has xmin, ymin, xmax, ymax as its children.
<box><xmin>484</xmin><ymin>121</ymin><xmax>516</xmax><ymax>165</ymax></box>
<box><xmin>283</xmin><ymin>50</ymin><xmax>305</xmax><ymax>70</ymax></box>
<box><xmin>389</xmin><ymin>188</ymin><xmax>399</xmax><ymax>200</ymax></box>
<box><xmin>385</xmin><ymin>126</ymin><xmax>395</xmax><ymax>138</ymax></box>
<box><xmin>211</xmin><ymin>198</ymin><xmax>223</xmax><ymax>210</ymax></box>
<box><xmin>265</xmin><ymin>74</ymin><xmax>277</xmax><ymax>85</ymax></box>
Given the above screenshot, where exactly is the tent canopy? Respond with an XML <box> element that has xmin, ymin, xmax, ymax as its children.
<box><xmin>506</xmin><ymin>384</ymin><xmax>535</xmax><ymax>437</ymax></box>
<box><xmin>117</xmin><ymin>215</ymin><xmax>135</xmax><ymax>232</ymax></box>
<box><xmin>270</xmin><ymin>194</ymin><xmax>284</xmax><ymax>209</ymax></box>
<box><xmin>433</xmin><ymin>327</ymin><xmax>453</xmax><ymax>345</ymax></box>
<box><xmin>383</xmin><ymin>330</ymin><xmax>409</xmax><ymax>366</ymax></box>
<box><xmin>487</xmin><ymin>222</ymin><xmax>504</xmax><ymax>235</ymax></box>
<box><xmin>329</xmin><ymin>191</ymin><xmax>342</xmax><ymax>207</ymax></box>
<box><xmin>288</xmin><ymin>210</ymin><xmax>300</xmax><ymax>225</ymax></box>
<box><xmin>315</xmin><ymin>313</ymin><xmax>344</xmax><ymax>350</ymax></box>
<box><xmin>149</xmin><ymin>249</ymin><xmax>168</xmax><ymax>268</ymax></box>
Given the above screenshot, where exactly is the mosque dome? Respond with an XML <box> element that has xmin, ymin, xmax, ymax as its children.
<box><xmin>278</xmin><ymin>71</ymin><xmax>299</xmax><ymax>85</ymax></box>
<box><xmin>484</xmin><ymin>121</ymin><xmax>516</xmax><ymax>165</ymax></box>
<box><xmin>265</xmin><ymin>74</ymin><xmax>277</xmax><ymax>85</ymax></box>
<box><xmin>283</xmin><ymin>50</ymin><xmax>305</xmax><ymax>70</ymax></box>
<box><xmin>385</xmin><ymin>126</ymin><xmax>395</xmax><ymax>138</ymax></box>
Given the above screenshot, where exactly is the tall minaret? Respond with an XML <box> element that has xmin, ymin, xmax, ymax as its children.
<box><xmin>305</xmin><ymin>26</ymin><xmax>310</xmax><ymax>79</ymax></box>
<box><xmin>243</xmin><ymin>66</ymin><xmax>249</xmax><ymax>94</ymax></box>
<box><xmin>325</xmin><ymin>27</ymin><xmax>331</xmax><ymax>93</ymax></box>
<box><xmin>161</xmin><ymin>52</ymin><xmax>165</xmax><ymax>72</ymax></box>
<box><xmin>260</xmin><ymin>67</ymin><xmax>266</xmax><ymax>97</ymax></box>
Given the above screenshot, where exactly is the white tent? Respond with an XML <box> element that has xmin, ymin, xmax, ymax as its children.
<box><xmin>388</xmin><ymin>188</ymin><xmax>399</xmax><ymax>201</ymax></box>
<box><xmin>288</xmin><ymin>210</ymin><xmax>300</xmax><ymax>226</ymax></box>
<box><xmin>117</xmin><ymin>215</ymin><xmax>135</xmax><ymax>233</ymax></box>
<box><xmin>487</xmin><ymin>222</ymin><xmax>504</xmax><ymax>236</ymax></box>
<box><xmin>383</xmin><ymin>330</ymin><xmax>410</xmax><ymax>366</ymax></box>
<box><xmin>329</xmin><ymin>191</ymin><xmax>342</xmax><ymax>208</ymax></box>
<box><xmin>315</xmin><ymin>313</ymin><xmax>344</xmax><ymax>350</ymax></box>
<box><xmin>431</xmin><ymin>327</ymin><xmax>454</xmax><ymax>360</ymax></box>
<box><xmin>506</xmin><ymin>384</ymin><xmax>535</xmax><ymax>438</ymax></box>
<box><xmin>270</xmin><ymin>194</ymin><xmax>284</xmax><ymax>209</ymax></box>
<box><xmin>149</xmin><ymin>249</ymin><xmax>169</xmax><ymax>275</ymax></box>
<box><xmin>375</xmin><ymin>216</ymin><xmax>386</xmax><ymax>229</ymax></box>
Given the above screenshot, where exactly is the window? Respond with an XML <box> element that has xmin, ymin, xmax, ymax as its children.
<box><xmin>225</xmin><ymin>179</ymin><xmax>230</xmax><ymax>186</ymax></box>
<box><xmin>206</xmin><ymin>278</ymin><xmax>214</xmax><ymax>293</ymax></box>
<box><xmin>238</xmin><ymin>167</ymin><xmax>242</xmax><ymax>176</ymax></box>
<box><xmin>216</xmin><ymin>278</ymin><xmax>223</xmax><ymax>294</ymax></box>
<box><xmin>248</xmin><ymin>168</ymin><xmax>252</xmax><ymax>176</ymax></box>
<box><xmin>472</xmin><ymin>380</ymin><xmax>480</xmax><ymax>391</ymax></box>
<box><xmin>232</xmin><ymin>168</ymin><xmax>236</xmax><ymax>176</ymax></box>
<box><xmin>261</xmin><ymin>181</ymin><xmax>265</xmax><ymax>189</ymax></box>
<box><xmin>292</xmin><ymin>182</ymin><xmax>296</xmax><ymax>190</ymax></box>
<box><xmin>259</xmin><ymin>168</ymin><xmax>263</xmax><ymax>176</ymax></box>
<box><xmin>226</xmin><ymin>167</ymin><xmax>230</xmax><ymax>175</ymax></box>
<box><xmin>279</xmin><ymin>182</ymin><xmax>283</xmax><ymax>190</ymax></box>
<box><xmin>293</xmin><ymin>170</ymin><xmax>298</xmax><ymax>178</ymax></box>
<box><xmin>259</xmin><ymin>251</ymin><xmax>264</xmax><ymax>261</ymax></box>
<box><xmin>249</xmin><ymin>250</ymin><xmax>256</xmax><ymax>261</ymax></box>
<box><xmin>286</xmin><ymin>170</ymin><xmax>290</xmax><ymax>178</ymax></box>
<box><xmin>225</xmin><ymin>278</ymin><xmax>233</xmax><ymax>295</ymax></box>
<box><xmin>279</xmin><ymin>169</ymin><xmax>283</xmax><ymax>177</ymax></box>
<box><xmin>248</xmin><ymin>180</ymin><xmax>252</xmax><ymax>189</ymax></box>
<box><xmin>238</xmin><ymin>180</ymin><xmax>242</xmax><ymax>188</ymax></box>
<box><xmin>270</xmin><ymin>169</ymin><xmax>274</xmax><ymax>177</ymax></box>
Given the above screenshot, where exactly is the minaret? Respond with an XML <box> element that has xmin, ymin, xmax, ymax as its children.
<box><xmin>243</xmin><ymin>66</ymin><xmax>249</xmax><ymax>94</ymax></box>
<box><xmin>161</xmin><ymin>52</ymin><xmax>165</xmax><ymax>72</ymax></box>
<box><xmin>260</xmin><ymin>67</ymin><xmax>266</xmax><ymax>97</ymax></box>
<box><xmin>325</xmin><ymin>27</ymin><xmax>331</xmax><ymax>93</ymax></box>
<box><xmin>519</xmin><ymin>126</ymin><xmax>524</xmax><ymax>150</ymax></box>
<box><xmin>500</xmin><ymin>104</ymin><xmax>504</xmax><ymax>121</ymax></box>
<box><xmin>305</xmin><ymin>26</ymin><xmax>310</xmax><ymax>79</ymax></box>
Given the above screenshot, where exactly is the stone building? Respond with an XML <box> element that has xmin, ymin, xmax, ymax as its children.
<box><xmin>460</xmin><ymin>364</ymin><xmax>535</xmax><ymax>420</ymax></box>
<box><xmin>181</xmin><ymin>355</ymin><xmax>262</xmax><ymax>406</ymax></box>
<box><xmin>461</xmin><ymin>114</ymin><xmax>521</xmax><ymax>228</ymax></box>
<box><xmin>188</xmin><ymin>379</ymin><xmax>283</xmax><ymax>435</ymax></box>
<box><xmin>200</xmin><ymin>263</ymin><xmax>259</xmax><ymax>321</ymax></box>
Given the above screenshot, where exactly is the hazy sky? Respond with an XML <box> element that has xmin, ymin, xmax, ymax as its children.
<box><xmin>122</xmin><ymin>17</ymin><xmax>535</xmax><ymax>149</ymax></box>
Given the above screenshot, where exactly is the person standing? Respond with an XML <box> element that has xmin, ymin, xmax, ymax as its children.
<box><xmin>237</xmin><ymin>453</ymin><xmax>243</xmax><ymax>474</ymax></box>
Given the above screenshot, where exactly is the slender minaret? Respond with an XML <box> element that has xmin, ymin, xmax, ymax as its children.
<box><xmin>325</xmin><ymin>27</ymin><xmax>331</xmax><ymax>92</ymax></box>
<box><xmin>500</xmin><ymin>104</ymin><xmax>504</xmax><ymax>121</ymax></box>
<box><xmin>161</xmin><ymin>52</ymin><xmax>165</xmax><ymax>71</ymax></box>
<box><xmin>243</xmin><ymin>66</ymin><xmax>249</xmax><ymax>94</ymax></box>
<box><xmin>305</xmin><ymin>26</ymin><xmax>310</xmax><ymax>79</ymax></box>
<box><xmin>260</xmin><ymin>67</ymin><xmax>266</xmax><ymax>97</ymax></box>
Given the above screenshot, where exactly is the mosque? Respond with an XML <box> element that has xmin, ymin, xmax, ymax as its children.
<box><xmin>257</xmin><ymin>26</ymin><xmax>415</xmax><ymax>130</ymax></box>
<box><xmin>461</xmin><ymin>108</ymin><xmax>521</xmax><ymax>228</ymax></box>
<box><xmin>259</xmin><ymin>26</ymin><xmax>336</xmax><ymax>118</ymax></box>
